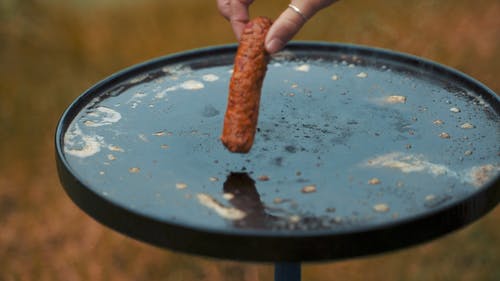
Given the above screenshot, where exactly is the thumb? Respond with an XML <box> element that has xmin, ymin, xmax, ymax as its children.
<box><xmin>265</xmin><ymin>1</ymin><xmax>338</xmax><ymax>54</ymax></box>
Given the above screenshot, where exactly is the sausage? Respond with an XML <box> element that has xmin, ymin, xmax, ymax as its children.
<box><xmin>220</xmin><ymin>17</ymin><xmax>272</xmax><ymax>153</ymax></box>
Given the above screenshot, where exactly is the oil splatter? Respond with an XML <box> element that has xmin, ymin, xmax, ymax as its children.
<box><xmin>129</xmin><ymin>167</ymin><xmax>140</xmax><ymax>173</ymax></box>
<box><xmin>176</xmin><ymin>182</ymin><xmax>188</xmax><ymax>189</ymax></box>
<box><xmin>64</xmin><ymin>124</ymin><xmax>104</xmax><ymax>158</ymax></box>
<box><xmin>294</xmin><ymin>64</ymin><xmax>310</xmax><ymax>72</ymax></box>
<box><xmin>83</xmin><ymin>106</ymin><xmax>121</xmax><ymax>127</ymax></box>
<box><xmin>197</xmin><ymin>193</ymin><xmax>246</xmax><ymax>220</ymax></box>
<box><xmin>180</xmin><ymin>80</ymin><xmax>204</xmax><ymax>90</ymax></box>
<box><xmin>301</xmin><ymin>185</ymin><xmax>317</xmax><ymax>193</ymax></box>
<box><xmin>364</xmin><ymin>152</ymin><xmax>499</xmax><ymax>187</ymax></box>
<box><xmin>384</xmin><ymin>95</ymin><xmax>407</xmax><ymax>104</ymax></box>
<box><xmin>365</xmin><ymin>152</ymin><xmax>453</xmax><ymax>176</ymax></box>
<box><xmin>356</xmin><ymin>72</ymin><xmax>368</xmax><ymax>78</ymax></box>
<box><xmin>202</xmin><ymin>74</ymin><xmax>219</xmax><ymax>82</ymax></box>
<box><xmin>373</xmin><ymin>203</ymin><xmax>390</xmax><ymax>212</ymax></box>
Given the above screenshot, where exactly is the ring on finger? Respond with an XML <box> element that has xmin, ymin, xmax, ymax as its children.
<box><xmin>288</xmin><ymin>4</ymin><xmax>308</xmax><ymax>21</ymax></box>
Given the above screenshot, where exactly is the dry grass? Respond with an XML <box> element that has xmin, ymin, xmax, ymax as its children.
<box><xmin>0</xmin><ymin>0</ymin><xmax>499</xmax><ymax>280</ymax></box>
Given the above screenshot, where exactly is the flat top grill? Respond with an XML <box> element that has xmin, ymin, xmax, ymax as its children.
<box><xmin>56</xmin><ymin>42</ymin><xmax>500</xmax><ymax>262</ymax></box>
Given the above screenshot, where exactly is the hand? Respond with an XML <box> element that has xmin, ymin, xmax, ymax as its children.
<box><xmin>217</xmin><ymin>0</ymin><xmax>339</xmax><ymax>54</ymax></box>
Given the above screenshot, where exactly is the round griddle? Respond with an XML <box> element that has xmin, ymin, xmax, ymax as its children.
<box><xmin>56</xmin><ymin>42</ymin><xmax>500</xmax><ymax>263</ymax></box>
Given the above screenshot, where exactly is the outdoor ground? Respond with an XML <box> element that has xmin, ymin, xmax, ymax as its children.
<box><xmin>0</xmin><ymin>0</ymin><xmax>499</xmax><ymax>280</ymax></box>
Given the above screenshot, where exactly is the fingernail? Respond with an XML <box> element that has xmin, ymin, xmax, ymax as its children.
<box><xmin>266</xmin><ymin>38</ymin><xmax>284</xmax><ymax>54</ymax></box>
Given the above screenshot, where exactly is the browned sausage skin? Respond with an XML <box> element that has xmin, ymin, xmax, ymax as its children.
<box><xmin>221</xmin><ymin>17</ymin><xmax>272</xmax><ymax>153</ymax></box>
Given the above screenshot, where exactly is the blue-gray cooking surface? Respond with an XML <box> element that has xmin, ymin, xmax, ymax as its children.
<box><xmin>56</xmin><ymin>43</ymin><xmax>499</xmax><ymax>261</ymax></box>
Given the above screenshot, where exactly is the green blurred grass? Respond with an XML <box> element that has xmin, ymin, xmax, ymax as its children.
<box><xmin>0</xmin><ymin>0</ymin><xmax>499</xmax><ymax>280</ymax></box>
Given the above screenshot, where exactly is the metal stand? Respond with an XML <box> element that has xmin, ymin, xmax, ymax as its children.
<box><xmin>275</xmin><ymin>262</ymin><xmax>301</xmax><ymax>281</ymax></box>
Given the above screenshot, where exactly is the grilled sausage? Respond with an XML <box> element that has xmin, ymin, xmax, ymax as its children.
<box><xmin>221</xmin><ymin>17</ymin><xmax>272</xmax><ymax>153</ymax></box>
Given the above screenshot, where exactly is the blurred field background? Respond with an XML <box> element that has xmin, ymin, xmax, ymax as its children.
<box><xmin>1</xmin><ymin>0</ymin><xmax>499</xmax><ymax>280</ymax></box>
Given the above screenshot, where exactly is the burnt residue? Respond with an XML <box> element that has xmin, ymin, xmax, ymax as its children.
<box><xmin>443</xmin><ymin>83</ymin><xmax>467</xmax><ymax>96</ymax></box>
<box><xmin>330</xmin><ymin>126</ymin><xmax>354</xmax><ymax>145</ymax></box>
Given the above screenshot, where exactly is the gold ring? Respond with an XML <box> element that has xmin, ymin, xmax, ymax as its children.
<box><xmin>288</xmin><ymin>4</ymin><xmax>308</xmax><ymax>21</ymax></box>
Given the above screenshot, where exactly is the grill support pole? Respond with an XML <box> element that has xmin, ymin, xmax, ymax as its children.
<box><xmin>274</xmin><ymin>262</ymin><xmax>301</xmax><ymax>281</ymax></box>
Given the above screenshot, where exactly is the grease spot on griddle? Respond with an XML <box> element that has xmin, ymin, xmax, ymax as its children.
<box><xmin>284</xmin><ymin>145</ymin><xmax>297</xmax><ymax>153</ymax></box>
<box><xmin>201</xmin><ymin>104</ymin><xmax>220</xmax><ymax>117</ymax></box>
<box><xmin>272</xmin><ymin>157</ymin><xmax>284</xmax><ymax>166</ymax></box>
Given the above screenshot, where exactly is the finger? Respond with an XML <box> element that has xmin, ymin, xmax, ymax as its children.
<box><xmin>217</xmin><ymin>0</ymin><xmax>232</xmax><ymax>19</ymax></box>
<box><xmin>230</xmin><ymin>0</ymin><xmax>254</xmax><ymax>40</ymax></box>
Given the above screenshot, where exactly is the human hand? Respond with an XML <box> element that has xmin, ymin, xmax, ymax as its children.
<box><xmin>217</xmin><ymin>0</ymin><xmax>339</xmax><ymax>53</ymax></box>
